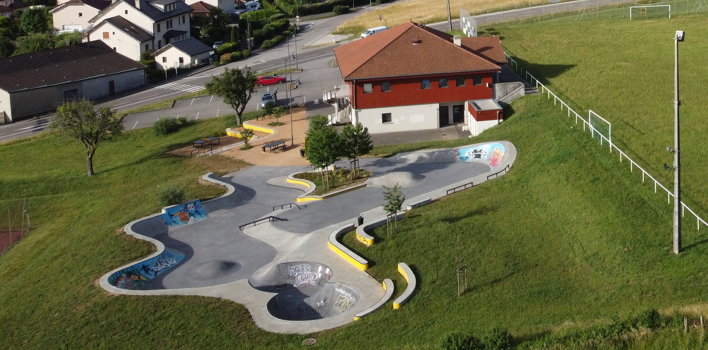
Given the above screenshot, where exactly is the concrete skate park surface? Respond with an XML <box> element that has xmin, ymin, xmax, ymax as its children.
<box><xmin>99</xmin><ymin>141</ymin><xmax>516</xmax><ymax>334</ymax></box>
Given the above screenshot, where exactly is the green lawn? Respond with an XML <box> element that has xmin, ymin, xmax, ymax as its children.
<box><xmin>488</xmin><ymin>13</ymin><xmax>708</xmax><ymax>219</ymax></box>
<box><xmin>2</xmin><ymin>93</ymin><xmax>708</xmax><ymax>348</ymax></box>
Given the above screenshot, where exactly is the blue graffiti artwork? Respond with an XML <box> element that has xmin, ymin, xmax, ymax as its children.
<box><xmin>459</xmin><ymin>143</ymin><xmax>506</xmax><ymax>169</ymax></box>
<box><xmin>162</xmin><ymin>200</ymin><xmax>208</xmax><ymax>226</ymax></box>
<box><xmin>107</xmin><ymin>249</ymin><xmax>185</xmax><ymax>290</ymax></box>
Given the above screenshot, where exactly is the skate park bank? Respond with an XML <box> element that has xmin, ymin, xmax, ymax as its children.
<box><xmin>99</xmin><ymin>141</ymin><xmax>516</xmax><ymax>334</ymax></box>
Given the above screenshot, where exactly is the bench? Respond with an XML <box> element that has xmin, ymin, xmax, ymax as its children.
<box><xmin>262</xmin><ymin>140</ymin><xmax>286</xmax><ymax>153</ymax></box>
<box><xmin>191</xmin><ymin>139</ymin><xmax>212</xmax><ymax>156</ymax></box>
<box><xmin>202</xmin><ymin>136</ymin><xmax>220</xmax><ymax>145</ymax></box>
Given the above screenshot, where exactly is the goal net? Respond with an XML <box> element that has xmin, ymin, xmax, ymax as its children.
<box><xmin>630</xmin><ymin>5</ymin><xmax>671</xmax><ymax>19</ymax></box>
<box><xmin>589</xmin><ymin>110</ymin><xmax>611</xmax><ymax>144</ymax></box>
<box><xmin>459</xmin><ymin>7</ymin><xmax>477</xmax><ymax>37</ymax></box>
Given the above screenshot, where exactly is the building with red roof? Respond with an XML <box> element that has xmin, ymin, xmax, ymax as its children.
<box><xmin>333</xmin><ymin>21</ymin><xmax>507</xmax><ymax>135</ymax></box>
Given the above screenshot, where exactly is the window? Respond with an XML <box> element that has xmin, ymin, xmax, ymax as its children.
<box><xmin>182</xmin><ymin>15</ymin><xmax>186</xmax><ymax>24</ymax></box>
<box><xmin>363</xmin><ymin>83</ymin><xmax>373</xmax><ymax>93</ymax></box>
<box><xmin>78</xmin><ymin>12</ymin><xmax>82</xmax><ymax>17</ymax></box>
<box><xmin>439</xmin><ymin>78</ymin><xmax>448</xmax><ymax>88</ymax></box>
<box><xmin>179</xmin><ymin>57</ymin><xmax>183</xmax><ymax>63</ymax></box>
<box><xmin>157</xmin><ymin>23</ymin><xmax>161</xmax><ymax>32</ymax></box>
<box><xmin>162</xmin><ymin>57</ymin><xmax>166</xmax><ymax>63</ymax></box>
<box><xmin>103</xmin><ymin>32</ymin><xmax>109</xmax><ymax>38</ymax></box>
<box><xmin>124</xmin><ymin>10</ymin><xmax>127</xmax><ymax>14</ymax></box>
<box><xmin>473</xmin><ymin>75</ymin><xmax>482</xmax><ymax>85</ymax></box>
<box><xmin>382</xmin><ymin>113</ymin><xmax>392</xmax><ymax>123</ymax></box>
<box><xmin>421</xmin><ymin>79</ymin><xmax>431</xmax><ymax>89</ymax></box>
<box><xmin>145</xmin><ymin>44</ymin><xmax>149</xmax><ymax>51</ymax></box>
<box><xmin>158</xmin><ymin>40</ymin><xmax>162</xmax><ymax>48</ymax></box>
<box><xmin>381</xmin><ymin>82</ymin><xmax>391</xmax><ymax>92</ymax></box>
<box><xmin>456</xmin><ymin>77</ymin><xmax>465</xmax><ymax>87</ymax></box>
<box><xmin>112</xmin><ymin>47</ymin><xmax>116</xmax><ymax>51</ymax></box>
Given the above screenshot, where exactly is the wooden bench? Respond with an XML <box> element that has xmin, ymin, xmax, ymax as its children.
<box><xmin>262</xmin><ymin>140</ymin><xmax>286</xmax><ymax>153</ymax></box>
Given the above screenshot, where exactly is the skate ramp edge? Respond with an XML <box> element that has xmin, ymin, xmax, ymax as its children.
<box><xmin>354</xmin><ymin>279</ymin><xmax>394</xmax><ymax>321</ymax></box>
<box><xmin>328</xmin><ymin>224</ymin><xmax>368</xmax><ymax>271</ymax></box>
<box><xmin>392</xmin><ymin>263</ymin><xmax>415</xmax><ymax>309</ymax></box>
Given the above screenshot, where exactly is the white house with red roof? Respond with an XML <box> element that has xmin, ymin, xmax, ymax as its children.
<box><xmin>333</xmin><ymin>21</ymin><xmax>508</xmax><ymax>135</ymax></box>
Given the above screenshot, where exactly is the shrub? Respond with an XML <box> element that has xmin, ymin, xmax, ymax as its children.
<box><xmin>636</xmin><ymin>309</ymin><xmax>662</xmax><ymax>329</ymax></box>
<box><xmin>217</xmin><ymin>42</ymin><xmax>239</xmax><ymax>55</ymax></box>
<box><xmin>243</xmin><ymin>8</ymin><xmax>281</xmax><ymax>21</ymax></box>
<box><xmin>158</xmin><ymin>186</ymin><xmax>185</xmax><ymax>207</ymax></box>
<box><xmin>482</xmin><ymin>328</ymin><xmax>513</xmax><ymax>350</ymax></box>
<box><xmin>440</xmin><ymin>333</ymin><xmax>484</xmax><ymax>350</ymax></box>
<box><xmin>139</xmin><ymin>59</ymin><xmax>156</xmax><ymax>70</ymax></box>
<box><xmin>261</xmin><ymin>35</ymin><xmax>284</xmax><ymax>49</ymax></box>
<box><xmin>231</xmin><ymin>51</ymin><xmax>243</xmax><ymax>61</ymax></box>
<box><xmin>269</xmin><ymin>13</ymin><xmax>285</xmax><ymax>21</ymax></box>
<box><xmin>241</xmin><ymin>49</ymin><xmax>250</xmax><ymax>57</ymax></box>
<box><xmin>153</xmin><ymin>117</ymin><xmax>181</xmax><ymax>135</ymax></box>
<box><xmin>333</xmin><ymin>5</ymin><xmax>349</xmax><ymax>14</ymax></box>
<box><xmin>213</xmin><ymin>61</ymin><xmax>220</xmax><ymax>67</ymax></box>
<box><xmin>220</xmin><ymin>53</ymin><xmax>232</xmax><ymax>65</ymax></box>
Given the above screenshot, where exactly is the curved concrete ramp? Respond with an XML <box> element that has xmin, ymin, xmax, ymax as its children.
<box><xmin>366</xmin><ymin>172</ymin><xmax>426</xmax><ymax>188</ymax></box>
<box><xmin>267</xmin><ymin>282</ymin><xmax>359</xmax><ymax>321</ymax></box>
<box><xmin>249</xmin><ymin>261</ymin><xmax>333</xmax><ymax>293</ymax></box>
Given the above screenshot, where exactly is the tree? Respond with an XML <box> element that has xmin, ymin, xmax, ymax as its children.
<box><xmin>340</xmin><ymin>122</ymin><xmax>373</xmax><ymax>179</ymax></box>
<box><xmin>54</xmin><ymin>31</ymin><xmax>82</xmax><ymax>48</ymax></box>
<box><xmin>239</xmin><ymin>127</ymin><xmax>254</xmax><ymax>148</ymax></box>
<box><xmin>20</xmin><ymin>8</ymin><xmax>48</xmax><ymax>34</ymax></box>
<box><xmin>204</xmin><ymin>67</ymin><xmax>258</xmax><ymax>126</ymax></box>
<box><xmin>263</xmin><ymin>100</ymin><xmax>275</xmax><ymax>117</ymax></box>
<box><xmin>0</xmin><ymin>16</ymin><xmax>19</xmax><ymax>40</ymax></box>
<box><xmin>50</xmin><ymin>99</ymin><xmax>124</xmax><ymax>176</ymax></box>
<box><xmin>0</xmin><ymin>37</ymin><xmax>15</xmax><ymax>58</ymax></box>
<box><xmin>13</xmin><ymin>33</ymin><xmax>53</xmax><ymax>55</ymax></box>
<box><xmin>305</xmin><ymin>115</ymin><xmax>342</xmax><ymax>189</ymax></box>
<box><xmin>230</xmin><ymin>26</ymin><xmax>237</xmax><ymax>43</ymax></box>
<box><xmin>383</xmin><ymin>183</ymin><xmax>404</xmax><ymax>235</ymax></box>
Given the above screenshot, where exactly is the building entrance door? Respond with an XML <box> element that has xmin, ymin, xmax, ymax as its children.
<box><xmin>108</xmin><ymin>80</ymin><xmax>115</xmax><ymax>95</ymax></box>
<box><xmin>452</xmin><ymin>105</ymin><xmax>465</xmax><ymax>123</ymax></box>
<box><xmin>439</xmin><ymin>106</ymin><xmax>449</xmax><ymax>127</ymax></box>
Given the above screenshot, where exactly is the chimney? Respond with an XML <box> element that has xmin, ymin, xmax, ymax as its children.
<box><xmin>453</xmin><ymin>35</ymin><xmax>461</xmax><ymax>46</ymax></box>
<box><xmin>135</xmin><ymin>0</ymin><xmax>140</xmax><ymax>9</ymax></box>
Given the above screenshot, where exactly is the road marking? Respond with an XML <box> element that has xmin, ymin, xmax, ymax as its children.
<box><xmin>196</xmin><ymin>112</ymin><xmax>200</xmax><ymax>120</ymax></box>
<box><xmin>210</xmin><ymin>95</ymin><xmax>214</xmax><ymax>103</ymax></box>
<box><xmin>216</xmin><ymin>109</ymin><xmax>219</xmax><ymax>117</ymax></box>
<box><xmin>132</xmin><ymin>121</ymin><xmax>139</xmax><ymax>129</ymax></box>
<box><xmin>191</xmin><ymin>98</ymin><xmax>195</xmax><ymax>106</ymax></box>
<box><xmin>158</xmin><ymin>82</ymin><xmax>204</xmax><ymax>93</ymax></box>
<box><xmin>0</xmin><ymin>125</ymin><xmax>49</xmax><ymax>140</ymax></box>
<box><xmin>18</xmin><ymin>122</ymin><xmax>49</xmax><ymax>130</ymax></box>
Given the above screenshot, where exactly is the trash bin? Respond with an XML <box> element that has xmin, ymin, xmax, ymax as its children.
<box><xmin>300</xmin><ymin>149</ymin><xmax>305</xmax><ymax>157</ymax></box>
<box><xmin>357</xmin><ymin>214</ymin><xmax>364</xmax><ymax>226</ymax></box>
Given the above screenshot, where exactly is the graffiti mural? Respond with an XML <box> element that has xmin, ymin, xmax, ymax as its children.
<box><xmin>459</xmin><ymin>143</ymin><xmax>505</xmax><ymax>170</ymax></box>
<box><xmin>162</xmin><ymin>200</ymin><xmax>208</xmax><ymax>226</ymax></box>
<box><xmin>107</xmin><ymin>249</ymin><xmax>185</xmax><ymax>290</ymax></box>
<box><xmin>285</xmin><ymin>264</ymin><xmax>332</xmax><ymax>287</ymax></box>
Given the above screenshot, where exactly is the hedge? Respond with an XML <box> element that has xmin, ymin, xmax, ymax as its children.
<box><xmin>333</xmin><ymin>5</ymin><xmax>349</xmax><ymax>14</ymax></box>
<box><xmin>275</xmin><ymin>0</ymin><xmax>348</xmax><ymax>16</ymax></box>
<box><xmin>216</xmin><ymin>42</ymin><xmax>239</xmax><ymax>55</ymax></box>
<box><xmin>260</xmin><ymin>35</ymin><xmax>284</xmax><ymax>49</ymax></box>
<box><xmin>241</xmin><ymin>8</ymin><xmax>281</xmax><ymax>22</ymax></box>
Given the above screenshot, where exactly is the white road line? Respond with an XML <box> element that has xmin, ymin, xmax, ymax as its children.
<box><xmin>196</xmin><ymin>112</ymin><xmax>200</xmax><ymax>120</ymax></box>
<box><xmin>210</xmin><ymin>95</ymin><xmax>214</xmax><ymax>103</ymax></box>
<box><xmin>216</xmin><ymin>109</ymin><xmax>219</xmax><ymax>117</ymax></box>
<box><xmin>132</xmin><ymin>121</ymin><xmax>139</xmax><ymax>129</ymax></box>
<box><xmin>191</xmin><ymin>98</ymin><xmax>195</xmax><ymax>105</ymax></box>
<box><xmin>18</xmin><ymin>123</ymin><xmax>49</xmax><ymax>130</ymax></box>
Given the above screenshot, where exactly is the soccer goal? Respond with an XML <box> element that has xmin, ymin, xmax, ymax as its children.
<box><xmin>630</xmin><ymin>5</ymin><xmax>671</xmax><ymax>19</ymax></box>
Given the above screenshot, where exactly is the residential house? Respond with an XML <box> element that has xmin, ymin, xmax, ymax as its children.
<box><xmin>185</xmin><ymin>0</ymin><xmax>232</xmax><ymax>15</ymax></box>
<box><xmin>50</xmin><ymin>0</ymin><xmax>111</xmax><ymax>32</ymax></box>
<box><xmin>87</xmin><ymin>0</ymin><xmax>193</xmax><ymax>60</ymax></box>
<box><xmin>153</xmin><ymin>36</ymin><xmax>211</xmax><ymax>70</ymax></box>
<box><xmin>0</xmin><ymin>0</ymin><xmax>29</xmax><ymax>17</ymax></box>
<box><xmin>188</xmin><ymin>0</ymin><xmax>214</xmax><ymax>16</ymax></box>
<box><xmin>333</xmin><ymin>21</ymin><xmax>508</xmax><ymax>135</ymax></box>
<box><xmin>0</xmin><ymin>41</ymin><xmax>146</xmax><ymax>123</ymax></box>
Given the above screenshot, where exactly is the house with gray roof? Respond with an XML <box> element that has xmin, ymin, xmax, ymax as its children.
<box><xmin>0</xmin><ymin>41</ymin><xmax>146</xmax><ymax>123</ymax></box>
<box><xmin>87</xmin><ymin>0</ymin><xmax>193</xmax><ymax>60</ymax></box>
<box><xmin>153</xmin><ymin>37</ymin><xmax>212</xmax><ymax>70</ymax></box>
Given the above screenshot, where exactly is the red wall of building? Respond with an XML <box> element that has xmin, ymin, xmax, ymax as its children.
<box><xmin>351</xmin><ymin>72</ymin><xmax>495</xmax><ymax>110</ymax></box>
<box><xmin>468</xmin><ymin>102</ymin><xmax>503</xmax><ymax>122</ymax></box>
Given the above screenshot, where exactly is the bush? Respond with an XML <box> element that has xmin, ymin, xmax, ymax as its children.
<box><xmin>139</xmin><ymin>59</ymin><xmax>156</xmax><ymax>70</ymax></box>
<box><xmin>158</xmin><ymin>186</ymin><xmax>185</xmax><ymax>207</ymax></box>
<box><xmin>269</xmin><ymin>13</ymin><xmax>285</xmax><ymax>21</ymax></box>
<box><xmin>217</xmin><ymin>42</ymin><xmax>239</xmax><ymax>55</ymax></box>
<box><xmin>241</xmin><ymin>49</ymin><xmax>250</xmax><ymax>57</ymax></box>
<box><xmin>333</xmin><ymin>5</ymin><xmax>349</xmax><ymax>14</ymax></box>
<box><xmin>482</xmin><ymin>328</ymin><xmax>513</xmax><ymax>350</ymax></box>
<box><xmin>220</xmin><ymin>53</ymin><xmax>232</xmax><ymax>65</ymax></box>
<box><xmin>440</xmin><ymin>333</ymin><xmax>484</xmax><ymax>350</ymax></box>
<box><xmin>261</xmin><ymin>35</ymin><xmax>284</xmax><ymax>49</ymax></box>
<box><xmin>213</xmin><ymin>61</ymin><xmax>220</xmax><ymax>67</ymax></box>
<box><xmin>275</xmin><ymin>0</ymin><xmax>347</xmax><ymax>16</ymax></box>
<box><xmin>636</xmin><ymin>309</ymin><xmax>662</xmax><ymax>329</ymax></box>
<box><xmin>231</xmin><ymin>51</ymin><xmax>243</xmax><ymax>61</ymax></box>
<box><xmin>153</xmin><ymin>116</ymin><xmax>188</xmax><ymax>135</ymax></box>
<box><xmin>243</xmin><ymin>8</ymin><xmax>281</xmax><ymax>21</ymax></box>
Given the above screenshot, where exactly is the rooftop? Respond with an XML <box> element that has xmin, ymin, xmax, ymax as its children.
<box><xmin>153</xmin><ymin>37</ymin><xmax>212</xmax><ymax>56</ymax></box>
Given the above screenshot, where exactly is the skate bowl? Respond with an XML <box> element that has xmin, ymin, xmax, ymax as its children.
<box><xmin>250</xmin><ymin>261</ymin><xmax>360</xmax><ymax>321</ymax></box>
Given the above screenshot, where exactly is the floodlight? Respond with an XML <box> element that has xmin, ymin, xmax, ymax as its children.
<box><xmin>675</xmin><ymin>30</ymin><xmax>685</xmax><ymax>41</ymax></box>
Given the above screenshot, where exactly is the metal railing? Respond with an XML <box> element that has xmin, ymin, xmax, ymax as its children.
<box><xmin>447</xmin><ymin>181</ymin><xmax>475</xmax><ymax>195</ymax></box>
<box><xmin>272</xmin><ymin>203</ymin><xmax>301</xmax><ymax>211</ymax></box>
<box><xmin>487</xmin><ymin>164</ymin><xmax>512</xmax><ymax>181</ymax></box>
<box><xmin>505</xmin><ymin>53</ymin><xmax>708</xmax><ymax>231</ymax></box>
<box><xmin>238</xmin><ymin>216</ymin><xmax>284</xmax><ymax>231</ymax></box>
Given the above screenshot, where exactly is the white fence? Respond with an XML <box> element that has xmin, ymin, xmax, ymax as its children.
<box><xmin>505</xmin><ymin>53</ymin><xmax>707</xmax><ymax>231</ymax></box>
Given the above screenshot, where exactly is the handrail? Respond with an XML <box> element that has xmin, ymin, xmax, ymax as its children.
<box><xmin>238</xmin><ymin>216</ymin><xmax>284</xmax><ymax>231</ymax></box>
<box><xmin>272</xmin><ymin>203</ymin><xmax>301</xmax><ymax>211</ymax></box>
<box><xmin>487</xmin><ymin>164</ymin><xmax>511</xmax><ymax>181</ymax></box>
<box><xmin>447</xmin><ymin>181</ymin><xmax>474</xmax><ymax>195</ymax></box>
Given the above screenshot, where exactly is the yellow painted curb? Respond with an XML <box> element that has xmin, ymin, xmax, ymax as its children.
<box><xmin>296</xmin><ymin>197</ymin><xmax>323</xmax><ymax>203</ymax></box>
<box><xmin>356</xmin><ymin>232</ymin><xmax>374</xmax><ymax>246</ymax></box>
<box><xmin>286</xmin><ymin>178</ymin><xmax>311</xmax><ymax>188</ymax></box>
<box><xmin>243</xmin><ymin>123</ymin><xmax>275</xmax><ymax>134</ymax></box>
<box><xmin>328</xmin><ymin>241</ymin><xmax>368</xmax><ymax>271</ymax></box>
<box><xmin>393</xmin><ymin>265</ymin><xmax>410</xmax><ymax>310</ymax></box>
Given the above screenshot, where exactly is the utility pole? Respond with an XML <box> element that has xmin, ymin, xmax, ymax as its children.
<box><xmin>673</xmin><ymin>30</ymin><xmax>685</xmax><ymax>254</ymax></box>
<box><xmin>447</xmin><ymin>0</ymin><xmax>452</xmax><ymax>31</ymax></box>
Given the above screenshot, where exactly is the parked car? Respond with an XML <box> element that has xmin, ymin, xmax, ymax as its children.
<box><xmin>260</xmin><ymin>92</ymin><xmax>277</xmax><ymax>108</ymax></box>
<box><xmin>257</xmin><ymin>75</ymin><xmax>286</xmax><ymax>86</ymax></box>
<box><xmin>360</xmin><ymin>26</ymin><xmax>388</xmax><ymax>38</ymax></box>
<box><xmin>213</xmin><ymin>41</ymin><xmax>225</xmax><ymax>49</ymax></box>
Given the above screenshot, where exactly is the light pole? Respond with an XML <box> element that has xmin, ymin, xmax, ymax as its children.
<box><xmin>294</xmin><ymin>15</ymin><xmax>299</xmax><ymax>70</ymax></box>
<box><xmin>446</xmin><ymin>0</ymin><xmax>452</xmax><ymax>31</ymax></box>
<box><xmin>673</xmin><ymin>30</ymin><xmax>685</xmax><ymax>255</ymax></box>
<box><xmin>287</xmin><ymin>32</ymin><xmax>295</xmax><ymax>146</ymax></box>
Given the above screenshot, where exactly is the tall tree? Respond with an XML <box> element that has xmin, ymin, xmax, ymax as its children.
<box><xmin>50</xmin><ymin>100</ymin><xmax>124</xmax><ymax>176</ymax></box>
<box><xmin>305</xmin><ymin>115</ymin><xmax>342</xmax><ymax>189</ymax></box>
<box><xmin>20</xmin><ymin>8</ymin><xmax>48</xmax><ymax>34</ymax></box>
<box><xmin>204</xmin><ymin>67</ymin><xmax>258</xmax><ymax>126</ymax></box>
<box><xmin>0</xmin><ymin>16</ymin><xmax>19</xmax><ymax>40</ymax></box>
<box><xmin>340</xmin><ymin>122</ymin><xmax>373</xmax><ymax>179</ymax></box>
<box><xmin>13</xmin><ymin>33</ymin><xmax>53</xmax><ymax>55</ymax></box>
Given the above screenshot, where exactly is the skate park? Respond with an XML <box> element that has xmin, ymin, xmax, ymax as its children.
<box><xmin>99</xmin><ymin>141</ymin><xmax>516</xmax><ymax>334</ymax></box>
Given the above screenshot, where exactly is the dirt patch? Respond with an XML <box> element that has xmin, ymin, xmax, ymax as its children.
<box><xmin>221</xmin><ymin>107</ymin><xmax>311</xmax><ymax>167</ymax></box>
<box><xmin>187</xmin><ymin>155</ymin><xmax>252</xmax><ymax>176</ymax></box>
<box><xmin>167</xmin><ymin>135</ymin><xmax>262</xmax><ymax>157</ymax></box>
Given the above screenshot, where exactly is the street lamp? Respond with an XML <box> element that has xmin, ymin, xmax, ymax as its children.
<box><xmin>672</xmin><ymin>30</ymin><xmax>685</xmax><ymax>255</ymax></box>
<box><xmin>286</xmin><ymin>31</ymin><xmax>296</xmax><ymax>146</ymax></box>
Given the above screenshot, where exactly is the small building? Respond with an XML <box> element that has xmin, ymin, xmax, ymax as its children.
<box><xmin>186</xmin><ymin>0</ymin><xmax>232</xmax><ymax>15</ymax></box>
<box><xmin>0</xmin><ymin>41</ymin><xmax>146</xmax><ymax>123</ymax></box>
<box><xmin>333</xmin><ymin>21</ymin><xmax>507</xmax><ymax>134</ymax></box>
<box><xmin>0</xmin><ymin>0</ymin><xmax>29</xmax><ymax>17</ymax></box>
<box><xmin>50</xmin><ymin>0</ymin><xmax>111</xmax><ymax>32</ymax></box>
<box><xmin>466</xmin><ymin>99</ymin><xmax>503</xmax><ymax>136</ymax></box>
<box><xmin>153</xmin><ymin>37</ymin><xmax>212</xmax><ymax>70</ymax></box>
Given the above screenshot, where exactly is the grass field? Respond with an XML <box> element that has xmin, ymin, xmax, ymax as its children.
<box><xmin>490</xmin><ymin>13</ymin><xmax>708</xmax><ymax>225</ymax></box>
<box><xmin>2</xmin><ymin>93</ymin><xmax>708</xmax><ymax>348</ymax></box>
<box><xmin>334</xmin><ymin>0</ymin><xmax>549</xmax><ymax>35</ymax></box>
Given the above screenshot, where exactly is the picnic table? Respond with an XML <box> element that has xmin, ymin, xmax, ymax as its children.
<box><xmin>191</xmin><ymin>139</ymin><xmax>212</xmax><ymax>156</ymax></box>
<box><xmin>262</xmin><ymin>140</ymin><xmax>286</xmax><ymax>153</ymax></box>
<box><xmin>202</xmin><ymin>136</ymin><xmax>220</xmax><ymax>145</ymax></box>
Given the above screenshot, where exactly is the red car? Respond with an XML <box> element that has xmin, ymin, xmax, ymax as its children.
<box><xmin>257</xmin><ymin>75</ymin><xmax>286</xmax><ymax>86</ymax></box>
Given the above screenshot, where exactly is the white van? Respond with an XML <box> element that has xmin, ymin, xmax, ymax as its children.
<box><xmin>360</xmin><ymin>26</ymin><xmax>388</xmax><ymax>38</ymax></box>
